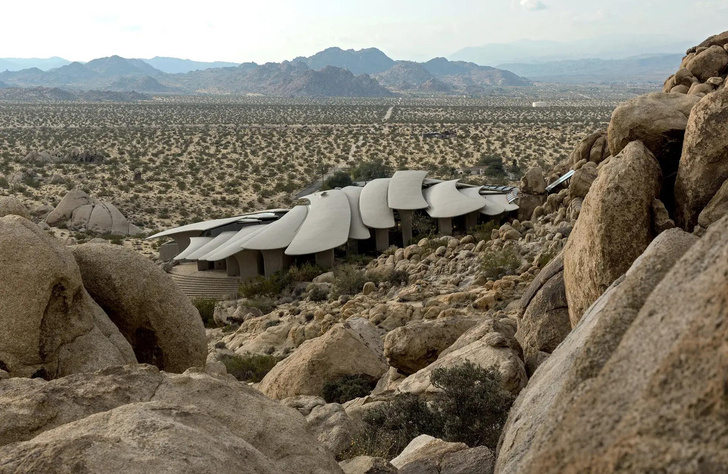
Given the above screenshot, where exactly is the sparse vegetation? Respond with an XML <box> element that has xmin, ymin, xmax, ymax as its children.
<box><xmin>330</xmin><ymin>264</ymin><xmax>367</xmax><ymax>298</ymax></box>
<box><xmin>481</xmin><ymin>246</ymin><xmax>522</xmax><ymax>280</ymax></box>
<box><xmin>342</xmin><ymin>363</ymin><xmax>515</xmax><ymax>460</ymax></box>
<box><xmin>191</xmin><ymin>298</ymin><xmax>217</xmax><ymax>327</ymax></box>
<box><xmin>322</xmin><ymin>374</ymin><xmax>377</xmax><ymax>404</ymax></box>
<box><xmin>218</xmin><ymin>353</ymin><xmax>279</xmax><ymax>382</ymax></box>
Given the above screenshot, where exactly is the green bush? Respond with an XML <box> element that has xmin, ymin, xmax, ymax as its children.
<box><xmin>322</xmin><ymin>374</ymin><xmax>377</xmax><ymax>404</ymax></box>
<box><xmin>471</xmin><ymin>221</ymin><xmax>499</xmax><ymax>242</ymax></box>
<box><xmin>342</xmin><ymin>363</ymin><xmax>515</xmax><ymax>460</ymax></box>
<box><xmin>384</xmin><ymin>269</ymin><xmax>409</xmax><ymax>287</ymax></box>
<box><xmin>308</xmin><ymin>285</ymin><xmax>329</xmax><ymax>302</ymax></box>
<box><xmin>351</xmin><ymin>158</ymin><xmax>392</xmax><ymax>181</ymax></box>
<box><xmin>219</xmin><ymin>353</ymin><xmax>279</xmax><ymax>383</ymax></box>
<box><xmin>239</xmin><ymin>264</ymin><xmax>325</xmax><ymax>299</ymax></box>
<box><xmin>430</xmin><ymin>362</ymin><xmax>515</xmax><ymax>448</ymax></box>
<box><xmin>481</xmin><ymin>246</ymin><xmax>521</xmax><ymax>280</ymax></box>
<box><xmin>287</xmin><ymin>263</ymin><xmax>325</xmax><ymax>283</ymax></box>
<box><xmin>324</xmin><ymin>171</ymin><xmax>353</xmax><ymax>189</ymax></box>
<box><xmin>331</xmin><ymin>264</ymin><xmax>367</xmax><ymax>298</ymax></box>
<box><xmin>192</xmin><ymin>298</ymin><xmax>217</xmax><ymax>327</ymax></box>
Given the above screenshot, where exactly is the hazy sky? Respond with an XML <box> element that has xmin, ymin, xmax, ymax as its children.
<box><xmin>2</xmin><ymin>0</ymin><xmax>726</xmax><ymax>62</ymax></box>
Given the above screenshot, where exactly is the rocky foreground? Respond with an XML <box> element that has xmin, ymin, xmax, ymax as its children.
<box><xmin>1</xmin><ymin>31</ymin><xmax>728</xmax><ymax>473</ymax></box>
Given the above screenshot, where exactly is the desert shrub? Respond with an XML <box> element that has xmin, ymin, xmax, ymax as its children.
<box><xmin>244</xmin><ymin>297</ymin><xmax>276</xmax><ymax>314</ymax></box>
<box><xmin>308</xmin><ymin>285</ymin><xmax>329</xmax><ymax>302</ymax></box>
<box><xmin>343</xmin><ymin>393</ymin><xmax>440</xmax><ymax>460</ymax></box>
<box><xmin>430</xmin><ymin>362</ymin><xmax>515</xmax><ymax>448</ymax></box>
<box><xmin>471</xmin><ymin>221</ymin><xmax>499</xmax><ymax>242</ymax></box>
<box><xmin>324</xmin><ymin>171</ymin><xmax>353</xmax><ymax>189</ymax></box>
<box><xmin>322</xmin><ymin>374</ymin><xmax>377</xmax><ymax>404</ymax></box>
<box><xmin>481</xmin><ymin>246</ymin><xmax>521</xmax><ymax>280</ymax></box>
<box><xmin>219</xmin><ymin>353</ymin><xmax>278</xmax><ymax>382</ymax></box>
<box><xmin>384</xmin><ymin>268</ymin><xmax>409</xmax><ymax>287</ymax></box>
<box><xmin>192</xmin><ymin>298</ymin><xmax>217</xmax><ymax>327</ymax></box>
<box><xmin>536</xmin><ymin>249</ymin><xmax>558</xmax><ymax>269</ymax></box>
<box><xmin>342</xmin><ymin>363</ymin><xmax>514</xmax><ymax>460</ymax></box>
<box><xmin>239</xmin><ymin>273</ymin><xmax>289</xmax><ymax>298</ymax></box>
<box><xmin>331</xmin><ymin>264</ymin><xmax>367</xmax><ymax>298</ymax></box>
<box><xmin>287</xmin><ymin>263</ymin><xmax>325</xmax><ymax>283</ymax></box>
<box><xmin>351</xmin><ymin>158</ymin><xmax>392</xmax><ymax>181</ymax></box>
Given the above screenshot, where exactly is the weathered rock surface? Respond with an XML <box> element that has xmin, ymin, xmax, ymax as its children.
<box><xmin>568</xmin><ymin>161</ymin><xmax>597</xmax><ymax>198</ymax></box>
<box><xmin>607</xmin><ymin>92</ymin><xmax>699</xmax><ymax>204</ymax></box>
<box><xmin>516</xmin><ymin>255</ymin><xmax>570</xmax><ymax>375</ymax></box>
<box><xmin>383</xmin><ymin>318</ymin><xmax>479</xmax><ymax>375</ymax></box>
<box><xmin>340</xmin><ymin>456</ymin><xmax>397</xmax><ymax>474</ymax></box>
<box><xmin>305</xmin><ymin>402</ymin><xmax>362</xmax><ymax>457</ymax></box>
<box><xmin>563</xmin><ymin>141</ymin><xmax>661</xmax><ymax>325</ymax></box>
<box><xmin>392</xmin><ymin>435</ymin><xmax>468</xmax><ymax>470</ymax></box>
<box><xmin>686</xmin><ymin>45</ymin><xmax>728</xmax><ymax>81</ymax></box>
<box><xmin>674</xmin><ymin>87</ymin><xmax>728</xmax><ymax>230</ymax></box>
<box><xmin>569</xmin><ymin>130</ymin><xmax>608</xmax><ymax>166</ymax></box>
<box><xmin>396</xmin><ymin>325</ymin><xmax>527</xmax><ymax>396</ymax></box>
<box><xmin>259</xmin><ymin>318</ymin><xmax>387</xmax><ymax>399</ymax></box>
<box><xmin>0</xmin><ymin>216</ymin><xmax>135</xmax><ymax>379</ymax></box>
<box><xmin>697</xmin><ymin>177</ymin><xmax>728</xmax><ymax>231</ymax></box>
<box><xmin>46</xmin><ymin>189</ymin><xmax>141</xmax><ymax>236</ymax></box>
<box><xmin>72</xmin><ymin>243</ymin><xmax>206</xmax><ymax>373</ymax></box>
<box><xmin>496</xmin><ymin>228</ymin><xmax>699</xmax><ymax>473</ymax></box>
<box><xmin>0</xmin><ymin>196</ymin><xmax>30</xmax><ymax>219</ymax></box>
<box><xmin>0</xmin><ymin>365</ymin><xmax>342</xmax><ymax>473</ymax></box>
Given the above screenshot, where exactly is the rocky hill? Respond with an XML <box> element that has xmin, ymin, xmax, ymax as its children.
<box><xmin>1</xmin><ymin>29</ymin><xmax>727</xmax><ymax>474</ymax></box>
<box><xmin>294</xmin><ymin>47</ymin><xmax>396</xmax><ymax>75</ymax></box>
<box><xmin>142</xmin><ymin>56</ymin><xmax>239</xmax><ymax>74</ymax></box>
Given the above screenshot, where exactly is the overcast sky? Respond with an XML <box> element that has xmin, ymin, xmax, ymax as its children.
<box><xmin>2</xmin><ymin>0</ymin><xmax>726</xmax><ymax>62</ymax></box>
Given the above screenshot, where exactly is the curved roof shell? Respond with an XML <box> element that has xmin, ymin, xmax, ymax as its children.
<box><xmin>286</xmin><ymin>190</ymin><xmax>351</xmax><ymax>256</ymax></box>
<box><xmin>146</xmin><ymin>216</ymin><xmax>255</xmax><ymax>240</ymax></box>
<box><xmin>243</xmin><ymin>205</ymin><xmax>309</xmax><ymax>251</ymax></box>
<box><xmin>388</xmin><ymin>170</ymin><xmax>428</xmax><ymax>210</ymax></box>
<box><xmin>360</xmin><ymin>178</ymin><xmax>395</xmax><ymax>229</ymax></box>
<box><xmin>174</xmin><ymin>237</ymin><xmax>213</xmax><ymax>261</ymax></box>
<box><xmin>485</xmin><ymin>193</ymin><xmax>519</xmax><ymax>213</ymax></box>
<box><xmin>342</xmin><ymin>186</ymin><xmax>371</xmax><ymax>240</ymax></box>
<box><xmin>185</xmin><ymin>231</ymin><xmax>238</xmax><ymax>260</ymax></box>
<box><xmin>199</xmin><ymin>225</ymin><xmax>266</xmax><ymax>261</ymax></box>
<box><xmin>423</xmin><ymin>180</ymin><xmax>489</xmax><ymax>218</ymax></box>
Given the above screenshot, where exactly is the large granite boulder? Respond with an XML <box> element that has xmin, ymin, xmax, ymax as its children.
<box><xmin>383</xmin><ymin>318</ymin><xmax>479</xmax><ymax>375</ymax></box>
<box><xmin>45</xmin><ymin>189</ymin><xmax>94</xmax><ymax>226</ymax></box>
<box><xmin>396</xmin><ymin>323</ymin><xmax>527</xmax><ymax>397</ymax></box>
<box><xmin>686</xmin><ymin>45</ymin><xmax>728</xmax><ymax>81</ymax></box>
<box><xmin>568</xmin><ymin>161</ymin><xmax>598</xmax><ymax>198</ymax></box>
<box><xmin>568</xmin><ymin>130</ymin><xmax>608</xmax><ymax>166</ymax></box>
<box><xmin>0</xmin><ymin>365</ymin><xmax>342</xmax><ymax>473</ymax></box>
<box><xmin>674</xmin><ymin>87</ymin><xmax>728</xmax><ymax>230</ymax></box>
<box><xmin>258</xmin><ymin>318</ymin><xmax>387</xmax><ymax>399</ymax></box>
<box><xmin>515</xmin><ymin>254</ymin><xmax>570</xmax><ymax>375</ymax></box>
<box><xmin>0</xmin><ymin>196</ymin><xmax>30</xmax><ymax>219</ymax></box>
<box><xmin>563</xmin><ymin>141</ymin><xmax>661</xmax><ymax>325</ymax></box>
<box><xmin>697</xmin><ymin>178</ymin><xmax>728</xmax><ymax>232</ymax></box>
<box><xmin>496</xmin><ymin>228</ymin><xmax>699</xmax><ymax>473</ymax></box>
<box><xmin>607</xmin><ymin>92</ymin><xmax>699</xmax><ymax>207</ymax></box>
<box><xmin>0</xmin><ymin>216</ymin><xmax>135</xmax><ymax>379</ymax></box>
<box><xmin>72</xmin><ymin>243</ymin><xmax>206</xmax><ymax>373</ymax></box>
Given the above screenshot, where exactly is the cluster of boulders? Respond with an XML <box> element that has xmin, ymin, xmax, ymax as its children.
<box><xmin>0</xmin><ymin>201</ymin><xmax>344</xmax><ymax>473</ymax></box>
<box><xmin>44</xmin><ymin>189</ymin><xmax>143</xmax><ymax>236</ymax></box>
<box><xmin>663</xmin><ymin>31</ymin><xmax>728</xmax><ymax>96</ymax></box>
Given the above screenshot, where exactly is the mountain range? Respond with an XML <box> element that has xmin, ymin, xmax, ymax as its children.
<box><xmin>0</xmin><ymin>49</ymin><xmax>532</xmax><ymax>97</ymax></box>
<box><xmin>498</xmin><ymin>54</ymin><xmax>684</xmax><ymax>84</ymax></box>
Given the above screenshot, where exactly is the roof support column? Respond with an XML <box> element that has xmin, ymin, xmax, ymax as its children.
<box><xmin>225</xmin><ymin>256</ymin><xmax>240</xmax><ymax>277</ymax></box>
<box><xmin>315</xmin><ymin>249</ymin><xmax>335</xmax><ymax>269</ymax></box>
<box><xmin>197</xmin><ymin>260</ymin><xmax>214</xmax><ymax>271</ymax></box>
<box><xmin>438</xmin><ymin>217</ymin><xmax>453</xmax><ymax>236</ymax></box>
<box><xmin>399</xmin><ymin>210</ymin><xmax>414</xmax><ymax>246</ymax></box>
<box><xmin>465</xmin><ymin>211</ymin><xmax>479</xmax><ymax>231</ymax></box>
<box><xmin>346</xmin><ymin>239</ymin><xmax>359</xmax><ymax>256</ymax></box>
<box><xmin>262</xmin><ymin>249</ymin><xmax>291</xmax><ymax>277</ymax></box>
<box><xmin>234</xmin><ymin>250</ymin><xmax>262</xmax><ymax>280</ymax></box>
<box><xmin>374</xmin><ymin>228</ymin><xmax>389</xmax><ymax>252</ymax></box>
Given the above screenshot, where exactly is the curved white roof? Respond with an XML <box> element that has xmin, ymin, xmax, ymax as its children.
<box><xmin>485</xmin><ymin>193</ymin><xmax>519</xmax><ymax>213</ymax></box>
<box><xmin>243</xmin><ymin>205</ymin><xmax>309</xmax><ymax>250</ymax></box>
<box><xmin>286</xmin><ymin>190</ymin><xmax>351</xmax><ymax>256</ymax></box>
<box><xmin>388</xmin><ymin>170</ymin><xmax>428</xmax><ymax>210</ymax></box>
<box><xmin>423</xmin><ymin>180</ymin><xmax>489</xmax><ymax>218</ymax></box>
<box><xmin>359</xmin><ymin>178</ymin><xmax>395</xmax><ymax>229</ymax></box>
<box><xmin>146</xmin><ymin>216</ymin><xmax>256</xmax><ymax>240</ymax></box>
<box><xmin>174</xmin><ymin>237</ymin><xmax>213</xmax><ymax>261</ymax></box>
<box><xmin>342</xmin><ymin>186</ymin><xmax>371</xmax><ymax>240</ymax></box>
<box><xmin>185</xmin><ymin>231</ymin><xmax>238</xmax><ymax>260</ymax></box>
<box><xmin>199</xmin><ymin>225</ymin><xmax>266</xmax><ymax>261</ymax></box>
<box><xmin>458</xmin><ymin>186</ymin><xmax>500</xmax><ymax>216</ymax></box>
